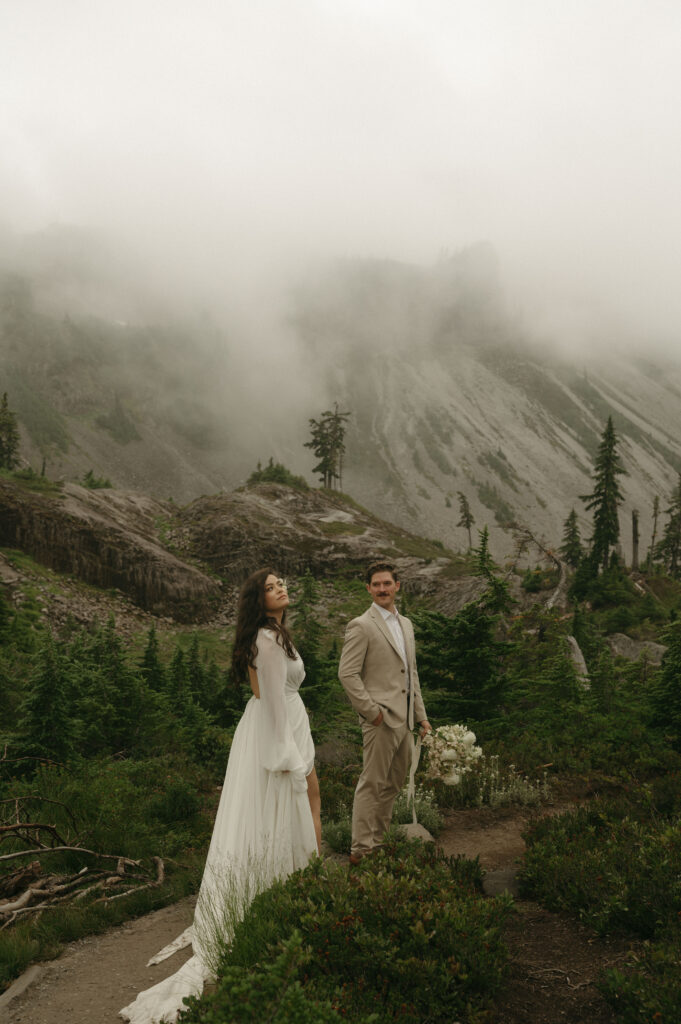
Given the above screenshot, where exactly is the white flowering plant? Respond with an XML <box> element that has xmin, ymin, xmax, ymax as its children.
<box><xmin>422</xmin><ymin>723</ymin><xmax>483</xmax><ymax>786</ymax></box>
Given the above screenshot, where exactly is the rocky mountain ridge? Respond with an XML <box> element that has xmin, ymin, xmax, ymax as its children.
<box><xmin>296</xmin><ymin>255</ymin><xmax>681</xmax><ymax>561</ymax></box>
<box><xmin>0</xmin><ymin>477</ymin><xmax>491</xmax><ymax>626</ymax></box>
<box><xmin>2</xmin><ymin>231</ymin><xmax>681</xmax><ymax>562</ymax></box>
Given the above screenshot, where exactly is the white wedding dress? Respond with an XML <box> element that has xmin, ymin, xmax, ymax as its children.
<box><xmin>120</xmin><ymin>629</ymin><xmax>318</xmax><ymax>1024</ymax></box>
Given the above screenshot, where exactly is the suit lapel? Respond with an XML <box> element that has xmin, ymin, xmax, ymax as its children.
<box><xmin>400</xmin><ymin>615</ymin><xmax>414</xmax><ymax>667</ymax></box>
<box><xmin>368</xmin><ymin>606</ymin><xmax>402</xmax><ymax>659</ymax></box>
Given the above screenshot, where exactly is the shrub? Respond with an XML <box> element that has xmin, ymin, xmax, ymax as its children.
<box><xmin>519</xmin><ymin>800</ymin><xmax>681</xmax><ymax>939</ymax></box>
<box><xmin>392</xmin><ymin>784</ymin><xmax>444</xmax><ymax>835</ymax></box>
<box><xmin>322</xmin><ymin>804</ymin><xmax>352</xmax><ymax>854</ymax></box>
<box><xmin>181</xmin><ymin>834</ymin><xmax>511</xmax><ymax>1024</ymax></box>
<box><xmin>81</xmin><ymin>468</ymin><xmax>112</xmax><ymax>489</ymax></box>
<box><xmin>600</xmin><ymin>929</ymin><xmax>681</xmax><ymax>1023</ymax></box>
<box><xmin>248</xmin><ymin>458</ymin><xmax>309</xmax><ymax>490</ymax></box>
<box><xmin>180</xmin><ymin>931</ymin><xmax>345</xmax><ymax>1023</ymax></box>
<box><xmin>148</xmin><ymin>777</ymin><xmax>201</xmax><ymax>825</ymax></box>
<box><xmin>519</xmin><ymin>795</ymin><xmax>681</xmax><ymax>1022</ymax></box>
<box><xmin>436</xmin><ymin>756</ymin><xmax>552</xmax><ymax>810</ymax></box>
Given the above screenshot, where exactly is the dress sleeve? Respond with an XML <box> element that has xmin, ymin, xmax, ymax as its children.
<box><xmin>255</xmin><ymin>630</ymin><xmax>308</xmax><ymax>786</ymax></box>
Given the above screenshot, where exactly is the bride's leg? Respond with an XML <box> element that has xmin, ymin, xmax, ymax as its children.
<box><xmin>306</xmin><ymin>767</ymin><xmax>322</xmax><ymax>853</ymax></box>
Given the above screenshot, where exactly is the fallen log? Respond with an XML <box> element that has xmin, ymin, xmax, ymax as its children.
<box><xmin>0</xmin><ymin>845</ymin><xmax>141</xmax><ymax>866</ymax></box>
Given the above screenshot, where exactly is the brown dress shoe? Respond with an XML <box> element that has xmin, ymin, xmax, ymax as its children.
<box><xmin>348</xmin><ymin>853</ymin><xmax>363</xmax><ymax>865</ymax></box>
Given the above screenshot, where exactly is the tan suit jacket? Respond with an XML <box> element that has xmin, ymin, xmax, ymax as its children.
<box><xmin>338</xmin><ymin>604</ymin><xmax>427</xmax><ymax>730</ymax></box>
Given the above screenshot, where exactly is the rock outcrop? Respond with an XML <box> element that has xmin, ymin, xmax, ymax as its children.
<box><xmin>0</xmin><ymin>478</ymin><xmax>488</xmax><ymax>622</ymax></box>
<box><xmin>0</xmin><ymin>479</ymin><xmax>221</xmax><ymax>622</ymax></box>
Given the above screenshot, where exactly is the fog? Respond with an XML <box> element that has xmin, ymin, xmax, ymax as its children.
<box><xmin>2</xmin><ymin>0</ymin><xmax>681</xmax><ymax>354</ymax></box>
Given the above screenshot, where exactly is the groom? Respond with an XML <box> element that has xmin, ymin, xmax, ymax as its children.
<box><xmin>338</xmin><ymin>561</ymin><xmax>431</xmax><ymax>864</ymax></box>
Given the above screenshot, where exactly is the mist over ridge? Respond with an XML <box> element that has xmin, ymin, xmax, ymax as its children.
<box><xmin>1</xmin><ymin>221</ymin><xmax>680</xmax><ymax>566</ymax></box>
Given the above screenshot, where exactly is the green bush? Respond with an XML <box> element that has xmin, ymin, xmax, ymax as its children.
<box><xmin>148</xmin><ymin>777</ymin><xmax>201</xmax><ymax>825</ymax></box>
<box><xmin>600</xmin><ymin>929</ymin><xmax>681</xmax><ymax>1023</ymax></box>
<box><xmin>323</xmin><ymin>805</ymin><xmax>352</xmax><ymax>854</ymax></box>
<box><xmin>81</xmin><ymin>468</ymin><xmax>112</xmax><ymax>489</ymax></box>
<box><xmin>179</xmin><ymin>931</ymin><xmax>346</xmax><ymax>1024</ymax></box>
<box><xmin>181</xmin><ymin>834</ymin><xmax>511</xmax><ymax>1024</ymax></box>
<box><xmin>520</xmin><ymin>800</ymin><xmax>681</xmax><ymax>938</ymax></box>
<box><xmin>247</xmin><ymin>458</ymin><xmax>309</xmax><ymax>490</ymax></box>
<box><xmin>518</xmin><ymin>795</ymin><xmax>681</xmax><ymax>1021</ymax></box>
<box><xmin>392</xmin><ymin>784</ymin><xmax>444</xmax><ymax>835</ymax></box>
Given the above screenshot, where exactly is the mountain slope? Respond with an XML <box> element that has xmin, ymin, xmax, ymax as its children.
<box><xmin>2</xmin><ymin>231</ymin><xmax>680</xmax><ymax>559</ymax></box>
<box><xmin>295</xmin><ymin>254</ymin><xmax>681</xmax><ymax>559</ymax></box>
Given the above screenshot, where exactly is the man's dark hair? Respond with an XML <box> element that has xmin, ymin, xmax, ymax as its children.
<box><xmin>365</xmin><ymin>560</ymin><xmax>399</xmax><ymax>584</ymax></box>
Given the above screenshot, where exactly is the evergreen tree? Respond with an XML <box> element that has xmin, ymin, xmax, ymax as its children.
<box><xmin>631</xmin><ymin>508</ymin><xmax>640</xmax><ymax>571</ymax></box>
<box><xmin>0</xmin><ymin>589</ymin><xmax>11</xmax><ymax>644</ymax></box>
<box><xmin>0</xmin><ymin>392</ymin><xmax>20</xmax><ymax>470</ymax></box>
<box><xmin>473</xmin><ymin>525</ymin><xmax>495</xmax><ymax>577</ymax></box>
<box><xmin>472</xmin><ymin>526</ymin><xmax>511</xmax><ymax>613</ymax></box>
<box><xmin>412</xmin><ymin>604</ymin><xmax>505</xmax><ymax>722</ymax></box>
<box><xmin>647</xmin><ymin>495</ymin><xmax>661</xmax><ymax>569</ymax></box>
<box><xmin>456</xmin><ymin>491</ymin><xmax>475</xmax><ymax>549</ymax></box>
<box><xmin>202</xmin><ymin>657</ymin><xmax>222</xmax><ymax>717</ymax></box>
<box><xmin>187</xmin><ymin>633</ymin><xmax>207</xmax><ymax>707</ymax></box>
<box><xmin>293</xmin><ymin>569</ymin><xmax>326</xmax><ymax>709</ymax></box>
<box><xmin>656</xmin><ymin>475</ymin><xmax>681</xmax><ymax>577</ymax></box>
<box><xmin>19</xmin><ymin>632</ymin><xmax>74</xmax><ymax>761</ymax></box>
<box><xmin>327</xmin><ymin>403</ymin><xmax>350</xmax><ymax>491</ymax></box>
<box><xmin>581</xmin><ymin>416</ymin><xmax>626</xmax><ymax>571</ymax></box>
<box><xmin>304</xmin><ymin>405</ymin><xmax>350</xmax><ymax>489</ymax></box>
<box><xmin>83</xmin><ymin>616</ymin><xmax>145</xmax><ymax>753</ymax></box>
<box><xmin>140</xmin><ymin>624</ymin><xmax>166</xmax><ymax>691</ymax></box>
<box><xmin>214</xmin><ymin>666</ymin><xmax>245</xmax><ymax>728</ymax></box>
<box><xmin>559</xmin><ymin>509</ymin><xmax>583</xmax><ymax>568</ymax></box>
<box><xmin>168</xmin><ymin>644</ymin><xmax>192</xmax><ymax>718</ymax></box>
<box><xmin>650</xmin><ymin>620</ymin><xmax>681</xmax><ymax>749</ymax></box>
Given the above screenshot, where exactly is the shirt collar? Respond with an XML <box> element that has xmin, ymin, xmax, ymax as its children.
<box><xmin>374</xmin><ymin>602</ymin><xmax>399</xmax><ymax>621</ymax></box>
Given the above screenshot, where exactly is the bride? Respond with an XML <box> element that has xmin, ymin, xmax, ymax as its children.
<box><xmin>120</xmin><ymin>569</ymin><xmax>321</xmax><ymax>1023</ymax></box>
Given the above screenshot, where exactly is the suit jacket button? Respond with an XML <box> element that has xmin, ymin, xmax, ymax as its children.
<box><xmin>400</xmin><ymin>668</ymin><xmax>405</xmax><ymax>674</ymax></box>
<box><xmin>401</xmin><ymin>689</ymin><xmax>406</xmax><ymax>693</ymax></box>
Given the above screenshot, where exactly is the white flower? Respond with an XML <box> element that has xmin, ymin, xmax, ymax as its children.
<box><xmin>422</xmin><ymin>722</ymin><xmax>483</xmax><ymax>786</ymax></box>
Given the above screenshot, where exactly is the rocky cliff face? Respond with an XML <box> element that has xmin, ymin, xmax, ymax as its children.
<box><xmin>0</xmin><ymin>479</ymin><xmax>221</xmax><ymax>622</ymax></box>
<box><xmin>0</xmin><ymin>477</ymin><xmax>501</xmax><ymax>624</ymax></box>
<box><xmin>294</xmin><ymin>255</ymin><xmax>681</xmax><ymax>561</ymax></box>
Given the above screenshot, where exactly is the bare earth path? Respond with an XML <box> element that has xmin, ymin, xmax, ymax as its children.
<box><xmin>1</xmin><ymin>898</ymin><xmax>196</xmax><ymax>1024</ymax></box>
<box><xmin>2</xmin><ymin>803</ymin><xmax>634</xmax><ymax>1024</ymax></box>
<box><xmin>440</xmin><ymin>805</ymin><xmax>634</xmax><ymax>1024</ymax></box>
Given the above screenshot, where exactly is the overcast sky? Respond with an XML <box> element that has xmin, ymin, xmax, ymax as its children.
<box><xmin>2</xmin><ymin>0</ymin><xmax>681</xmax><ymax>349</ymax></box>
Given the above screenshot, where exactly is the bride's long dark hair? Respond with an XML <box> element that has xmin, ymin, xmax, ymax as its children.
<box><xmin>231</xmin><ymin>567</ymin><xmax>297</xmax><ymax>682</ymax></box>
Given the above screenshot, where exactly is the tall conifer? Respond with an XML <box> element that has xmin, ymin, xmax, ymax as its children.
<box><xmin>559</xmin><ymin>509</ymin><xmax>583</xmax><ymax>568</ymax></box>
<box><xmin>19</xmin><ymin>632</ymin><xmax>74</xmax><ymax>761</ymax></box>
<box><xmin>457</xmin><ymin>491</ymin><xmax>475</xmax><ymax>549</ymax></box>
<box><xmin>0</xmin><ymin>392</ymin><xmax>20</xmax><ymax>470</ymax></box>
<box><xmin>581</xmin><ymin>416</ymin><xmax>626</xmax><ymax>571</ymax></box>
<box><xmin>656</xmin><ymin>475</ymin><xmax>681</xmax><ymax>577</ymax></box>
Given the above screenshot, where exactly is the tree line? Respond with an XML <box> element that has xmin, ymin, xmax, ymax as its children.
<box><xmin>1</xmin><ymin>614</ymin><xmax>243</xmax><ymax>770</ymax></box>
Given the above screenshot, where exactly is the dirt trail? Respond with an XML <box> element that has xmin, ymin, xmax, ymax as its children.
<box><xmin>440</xmin><ymin>804</ymin><xmax>633</xmax><ymax>1024</ymax></box>
<box><xmin>1</xmin><ymin>898</ymin><xmax>196</xmax><ymax>1024</ymax></box>
<box><xmin>2</xmin><ymin>803</ymin><xmax>632</xmax><ymax>1024</ymax></box>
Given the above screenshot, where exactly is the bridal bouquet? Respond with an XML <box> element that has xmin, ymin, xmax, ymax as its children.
<box><xmin>422</xmin><ymin>724</ymin><xmax>482</xmax><ymax>786</ymax></box>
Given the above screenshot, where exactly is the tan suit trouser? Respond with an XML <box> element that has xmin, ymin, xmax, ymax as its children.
<box><xmin>352</xmin><ymin>719</ymin><xmax>411</xmax><ymax>857</ymax></box>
